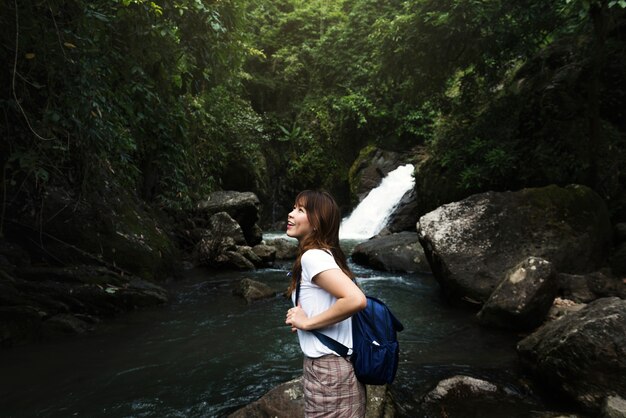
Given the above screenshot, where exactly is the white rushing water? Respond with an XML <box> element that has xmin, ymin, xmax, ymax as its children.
<box><xmin>339</xmin><ymin>163</ymin><xmax>415</xmax><ymax>240</ymax></box>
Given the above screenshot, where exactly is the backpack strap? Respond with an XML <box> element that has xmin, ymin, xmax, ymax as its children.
<box><xmin>311</xmin><ymin>330</ymin><xmax>349</xmax><ymax>357</ymax></box>
<box><xmin>295</xmin><ymin>275</ymin><xmax>350</xmax><ymax>358</ymax></box>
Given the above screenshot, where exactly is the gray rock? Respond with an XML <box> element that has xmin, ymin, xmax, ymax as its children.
<box><xmin>352</xmin><ymin>232</ymin><xmax>430</xmax><ymax>273</ymax></box>
<box><xmin>5</xmin><ymin>186</ymin><xmax>178</xmax><ymax>281</ymax></box>
<box><xmin>385</xmin><ymin>189</ymin><xmax>419</xmax><ymax>233</ymax></box>
<box><xmin>236</xmin><ymin>245</ymin><xmax>262</xmax><ymax>266</ymax></box>
<box><xmin>194</xmin><ymin>235</ymin><xmax>235</xmax><ymax>266</ymax></box>
<box><xmin>365</xmin><ymin>384</ymin><xmax>396</xmax><ymax>418</ymax></box>
<box><xmin>603</xmin><ymin>395</ymin><xmax>626</xmax><ymax>418</ymax></box>
<box><xmin>0</xmin><ymin>264</ymin><xmax>168</xmax><ymax>346</ymax></box>
<box><xmin>120</xmin><ymin>278</ymin><xmax>169</xmax><ymax>307</ymax></box>
<box><xmin>229</xmin><ymin>377</ymin><xmax>395</xmax><ymax>418</ymax></box>
<box><xmin>477</xmin><ymin>257</ymin><xmax>557</xmax><ymax>330</ymax></box>
<box><xmin>228</xmin><ymin>377</ymin><xmax>303</xmax><ymax>417</ymax></box>
<box><xmin>220</xmin><ymin>251</ymin><xmax>256</xmax><ymax>270</ymax></box>
<box><xmin>423</xmin><ymin>375</ymin><xmax>498</xmax><ymax>403</ymax></box>
<box><xmin>349</xmin><ymin>148</ymin><xmax>402</xmax><ymax>203</ymax></box>
<box><xmin>418</xmin><ymin>375</ymin><xmax>530</xmax><ymax>417</ymax></box>
<box><xmin>252</xmin><ymin>244</ymin><xmax>277</xmax><ymax>265</ymax></box>
<box><xmin>42</xmin><ymin>313</ymin><xmax>93</xmax><ymax>337</ymax></box>
<box><xmin>209</xmin><ymin>212</ymin><xmax>247</xmax><ymax>246</ymax></box>
<box><xmin>196</xmin><ymin>229</ymin><xmax>263</xmax><ymax>270</ymax></box>
<box><xmin>517</xmin><ymin>297</ymin><xmax>626</xmax><ymax>411</ymax></box>
<box><xmin>558</xmin><ymin>273</ymin><xmax>599</xmax><ymax>303</ymax></box>
<box><xmin>233</xmin><ymin>278</ymin><xmax>276</xmax><ymax>303</ymax></box>
<box><xmin>545</xmin><ymin>297</ymin><xmax>586</xmax><ymax>321</ymax></box>
<box><xmin>197</xmin><ymin>191</ymin><xmax>261</xmax><ymax>245</ymax></box>
<box><xmin>558</xmin><ymin>271</ymin><xmax>626</xmax><ymax>303</ymax></box>
<box><xmin>417</xmin><ymin>184</ymin><xmax>611</xmax><ymax>303</ymax></box>
<box><xmin>266</xmin><ymin>238</ymin><xmax>299</xmax><ymax>260</ymax></box>
<box><xmin>248</xmin><ymin>224</ymin><xmax>264</xmax><ymax>247</ymax></box>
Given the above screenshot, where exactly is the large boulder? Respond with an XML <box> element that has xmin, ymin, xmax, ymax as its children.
<box><xmin>351</xmin><ymin>232</ymin><xmax>430</xmax><ymax>273</ymax></box>
<box><xmin>418</xmin><ymin>375</ymin><xmax>533</xmax><ymax>417</ymax></box>
<box><xmin>199</xmin><ymin>243</ymin><xmax>260</xmax><ymax>270</ymax></box>
<box><xmin>228</xmin><ymin>377</ymin><xmax>396</xmax><ymax>418</ymax></box>
<box><xmin>603</xmin><ymin>395</ymin><xmax>626</xmax><ymax>418</ymax></box>
<box><xmin>228</xmin><ymin>377</ymin><xmax>304</xmax><ymax>418</ymax></box>
<box><xmin>417</xmin><ymin>184</ymin><xmax>611</xmax><ymax>303</ymax></box>
<box><xmin>197</xmin><ymin>191</ymin><xmax>262</xmax><ymax>246</ymax></box>
<box><xmin>4</xmin><ymin>186</ymin><xmax>178</xmax><ymax>281</ymax></box>
<box><xmin>193</xmin><ymin>212</ymin><xmax>264</xmax><ymax>270</ymax></box>
<box><xmin>384</xmin><ymin>189</ymin><xmax>419</xmax><ymax>234</ymax></box>
<box><xmin>208</xmin><ymin>212</ymin><xmax>247</xmax><ymax>245</ymax></box>
<box><xmin>413</xmin><ymin>153</ymin><xmax>469</xmax><ymax>220</ymax></box>
<box><xmin>0</xmin><ymin>265</ymin><xmax>168</xmax><ymax>347</ymax></box>
<box><xmin>517</xmin><ymin>297</ymin><xmax>626</xmax><ymax>412</ymax></box>
<box><xmin>477</xmin><ymin>257</ymin><xmax>557</xmax><ymax>330</ymax></box>
<box><xmin>413</xmin><ymin>31</ymin><xmax>626</xmax><ymax>223</ymax></box>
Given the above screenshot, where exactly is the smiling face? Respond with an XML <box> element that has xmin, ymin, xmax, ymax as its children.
<box><xmin>286</xmin><ymin>200</ymin><xmax>314</xmax><ymax>242</ymax></box>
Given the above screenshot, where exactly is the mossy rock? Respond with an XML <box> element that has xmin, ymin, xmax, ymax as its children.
<box><xmin>6</xmin><ymin>186</ymin><xmax>179</xmax><ymax>281</ymax></box>
<box><xmin>348</xmin><ymin>146</ymin><xmax>402</xmax><ymax>204</ymax></box>
<box><xmin>418</xmin><ymin>184</ymin><xmax>612</xmax><ymax>303</ymax></box>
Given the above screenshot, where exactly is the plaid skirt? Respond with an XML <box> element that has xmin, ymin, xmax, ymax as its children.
<box><xmin>302</xmin><ymin>355</ymin><xmax>366</xmax><ymax>418</ymax></box>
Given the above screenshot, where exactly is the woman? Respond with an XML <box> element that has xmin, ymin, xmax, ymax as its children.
<box><xmin>284</xmin><ymin>190</ymin><xmax>367</xmax><ymax>417</ymax></box>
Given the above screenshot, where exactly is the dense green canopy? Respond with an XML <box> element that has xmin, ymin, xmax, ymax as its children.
<box><xmin>2</xmin><ymin>0</ymin><xmax>625</xmax><ymax>222</ymax></box>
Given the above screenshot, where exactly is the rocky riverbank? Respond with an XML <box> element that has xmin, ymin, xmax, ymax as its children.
<box><xmin>1</xmin><ymin>184</ymin><xmax>179</xmax><ymax>347</ymax></box>
<box><xmin>350</xmin><ymin>183</ymin><xmax>626</xmax><ymax>417</ymax></box>
<box><xmin>0</xmin><ymin>188</ymin><xmax>290</xmax><ymax>347</ymax></box>
<box><xmin>235</xmin><ymin>183</ymin><xmax>626</xmax><ymax>417</ymax></box>
<box><xmin>2</xmin><ymin>179</ymin><xmax>625</xmax><ymax>416</ymax></box>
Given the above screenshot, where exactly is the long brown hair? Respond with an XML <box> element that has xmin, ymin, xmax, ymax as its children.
<box><xmin>287</xmin><ymin>190</ymin><xmax>354</xmax><ymax>296</ymax></box>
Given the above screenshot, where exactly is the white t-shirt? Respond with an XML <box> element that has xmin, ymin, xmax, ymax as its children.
<box><xmin>291</xmin><ymin>249</ymin><xmax>353</xmax><ymax>358</ymax></box>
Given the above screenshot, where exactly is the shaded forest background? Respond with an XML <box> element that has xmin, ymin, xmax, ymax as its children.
<box><xmin>2</xmin><ymin>0</ymin><xmax>626</xmax><ymax>233</ymax></box>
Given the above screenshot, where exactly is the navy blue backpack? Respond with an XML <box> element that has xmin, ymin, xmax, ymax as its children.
<box><xmin>296</xmin><ymin>282</ymin><xmax>404</xmax><ymax>385</ymax></box>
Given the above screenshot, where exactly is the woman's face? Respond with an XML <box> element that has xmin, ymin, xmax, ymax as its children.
<box><xmin>286</xmin><ymin>201</ymin><xmax>314</xmax><ymax>241</ymax></box>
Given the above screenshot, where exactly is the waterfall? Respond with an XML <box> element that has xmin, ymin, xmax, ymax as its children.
<box><xmin>339</xmin><ymin>163</ymin><xmax>415</xmax><ymax>240</ymax></box>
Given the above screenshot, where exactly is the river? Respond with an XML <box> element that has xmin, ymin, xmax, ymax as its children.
<box><xmin>0</xmin><ymin>236</ymin><xmax>566</xmax><ymax>417</ymax></box>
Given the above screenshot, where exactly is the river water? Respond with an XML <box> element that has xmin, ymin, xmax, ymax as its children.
<box><xmin>0</xmin><ymin>238</ymin><xmax>568</xmax><ymax>417</ymax></box>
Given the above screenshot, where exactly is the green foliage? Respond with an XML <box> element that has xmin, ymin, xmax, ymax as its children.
<box><xmin>3</xmin><ymin>0</ymin><xmax>626</xmax><ymax>223</ymax></box>
<box><xmin>1</xmin><ymin>0</ymin><xmax>260</xmax><ymax>211</ymax></box>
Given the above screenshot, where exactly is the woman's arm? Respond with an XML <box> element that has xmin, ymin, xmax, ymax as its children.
<box><xmin>286</xmin><ymin>268</ymin><xmax>366</xmax><ymax>331</ymax></box>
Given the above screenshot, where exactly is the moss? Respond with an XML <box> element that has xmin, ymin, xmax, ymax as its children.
<box><xmin>517</xmin><ymin>185</ymin><xmax>612</xmax><ymax>264</ymax></box>
<box><xmin>30</xmin><ymin>185</ymin><xmax>180</xmax><ymax>282</ymax></box>
<box><xmin>347</xmin><ymin>144</ymin><xmax>381</xmax><ymax>204</ymax></box>
<box><xmin>97</xmin><ymin>200</ymin><xmax>178</xmax><ymax>281</ymax></box>
<box><xmin>521</xmin><ymin>184</ymin><xmax>609</xmax><ymax>229</ymax></box>
<box><xmin>348</xmin><ymin>144</ymin><xmax>377</xmax><ymax>185</ymax></box>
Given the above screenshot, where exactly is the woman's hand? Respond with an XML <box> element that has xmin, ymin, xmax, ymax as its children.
<box><xmin>286</xmin><ymin>303</ymin><xmax>308</xmax><ymax>332</ymax></box>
